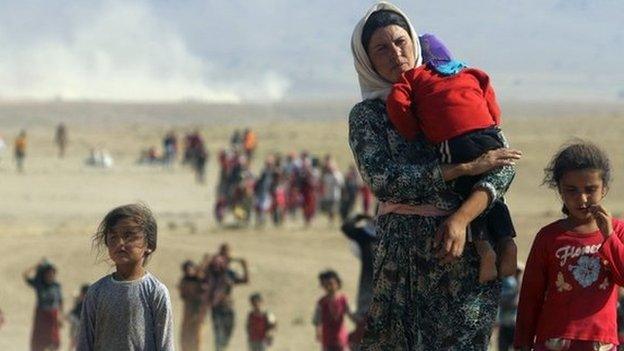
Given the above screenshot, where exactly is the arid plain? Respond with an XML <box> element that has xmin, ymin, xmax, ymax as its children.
<box><xmin>1</xmin><ymin>100</ymin><xmax>623</xmax><ymax>350</ymax></box>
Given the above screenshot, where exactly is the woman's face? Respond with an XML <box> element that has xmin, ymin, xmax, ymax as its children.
<box><xmin>367</xmin><ymin>25</ymin><xmax>415</xmax><ymax>83</ymax></box>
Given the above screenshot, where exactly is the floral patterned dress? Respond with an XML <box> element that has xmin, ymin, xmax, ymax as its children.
<box><xmin>348</xmin><ymin>98</ymin><xmax>515</xmax><ymax>350</ymax></box>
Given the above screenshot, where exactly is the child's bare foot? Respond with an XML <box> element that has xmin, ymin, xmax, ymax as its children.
<box><xmin>475</xmin><ymin>241</ymin><xmax>498</xmax><ymax>283</ymax></box>
<box><xmin>497</xmin><ymin>238</ymin><xmax>518</xmax><ymax>278</ymax></box>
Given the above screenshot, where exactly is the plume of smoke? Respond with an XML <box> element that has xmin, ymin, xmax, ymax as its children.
<box><xmin>0</xmin><ymin>0</ymin><xmax>290</xmax><ymax>102</ymax></box>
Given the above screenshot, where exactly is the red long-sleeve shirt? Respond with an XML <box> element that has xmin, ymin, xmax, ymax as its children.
<box><xmin>386</xmin><ymin>65</ymin><xmax>501</xmax><ymax>143</ymax></box>
<box><xmin>514</xmin><ymin>219</ymin><xmax>624</xmax><ymax>348</ymax></box>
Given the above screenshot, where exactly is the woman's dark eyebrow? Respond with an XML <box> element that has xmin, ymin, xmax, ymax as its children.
<box><xmin>373</xmin><ymin>43</ymin><xmax>386</xmax><ymax>51</ymax></box>
<box><xmin>391</xmin><ymin>33</ymin><xmax>408</xmax><ymax>41</ymax></box>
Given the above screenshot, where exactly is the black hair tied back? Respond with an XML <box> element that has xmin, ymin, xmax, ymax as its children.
<box><xmin>361</xmin><ymin>10</ymin><xmax>411</xmax><ymax>53</ymax></box>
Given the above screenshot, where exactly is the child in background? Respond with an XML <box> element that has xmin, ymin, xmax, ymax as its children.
<box><xmin>514</xmin><ymin>142</ymin><xmax>624</xmax><ymax>351</ymax></box>
<box><xmin>67</xmin><ymin>284</ymin><xmax>89</xmax><ymax>351</ymax></box>
<box><xmin>14</xmin><ymin>129</ymin><xmax>27</xmax><ymax>173</ymax></box>
<box><xmin>206</xmin><ymin>243</ymin><xmax>250</xmax><ymax>351</ymax></box>
<box><xmin>340</xmin><ymin>214</ymin><xmax>377</xmax><ymax>351</ymax></box>
<box><xmin>496</xmin><ymin>264</ymin><xmax>524</xmax><ymax>351</ymax></box>
<box><xmin>77</xmin><ymin>203</ymin><xmax>174</xmax><ymax>351</ymax></box>
<box><xmin>246</xmin><ymin>293</ymin><xmax>277</xmax><ymax>351</ymax></box>
<box><xmin>313</xmin><ymin>270</ymin><xmax>356</xmax><ymax>351</ymax></box>
<box><xmin>385</xmin><ymin>34</ymin><xmax>518</xmax><ymax>283</ymax></box>
<box><xmin>179</xmin><ymin>260</ymin><xmax>207</xmax><ymax>351</ymax></box>
<box><xmin>23</xmin><ymin>259</ymin><xmax>63</xmax><ymax>351</ymax></box>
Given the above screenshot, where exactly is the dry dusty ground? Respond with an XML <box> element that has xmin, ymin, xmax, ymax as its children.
<box><xmin>0</xmin><ymin>100</ymin><xmax>623</xmax><ymax>350</ymax></box>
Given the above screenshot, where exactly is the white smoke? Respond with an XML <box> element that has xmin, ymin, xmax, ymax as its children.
<box><xmin>0</xmin><ymin>1</ymin><xmax>290</xmax><ymax>102</ymax></box>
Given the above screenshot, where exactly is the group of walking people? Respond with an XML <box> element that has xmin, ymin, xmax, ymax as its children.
<box><xmin>214</xmin><ymin>147</ymin><xmax>373</xmax><ymax>227</ymax></box>
<box><xmin>180</xmin><ymin>242</ymin><xmax>286</xmax><ymax>351</ymax></box>
<box><xmin>138</xmin><ymin>130</ymin><xmax>209</xmax><ymax>184</ymax></box>
<box><xmin>18</xmin><ymin>206</ymin><xmax>260</xmax><ymax>351</ymax></box>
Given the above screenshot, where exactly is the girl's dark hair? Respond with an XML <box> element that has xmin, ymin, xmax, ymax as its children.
<box><xmin>318</xmin><ymin>269</ymin><xmax>342</xmax><ymax>288</ymax></box>
<box><xmin>543</xmin><ymin>141</ymin><xmax>611</xmax><ymax>214</ymax></box>
<box><xmin>93</xmin><ymin>203</ymin><xmax>158</xmax><ymax>264</ymax></box>
<box><xmin>543</xmin><ymin>141</ymin><xmax>611</xmax><ymax>189</ymax></box>
<box><xmin>35</xmin><ymin>263</ymin><xmax>57</xmax><ymax>286</ymax></box>
<box><xmin>362</xmin><ymin>10</ymin><xmax>411</xmax><ymax>53</ymax></box>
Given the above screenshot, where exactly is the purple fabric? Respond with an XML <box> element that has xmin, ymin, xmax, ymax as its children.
<box><xmin>419</xmin><ymin>33</ymin><xmax>466</xmax><ymax>75</ymax></box>
<box><xmin>419</xmin><ymin>33</ymin><xmax>453</xmax><ymax>66</ymax></box>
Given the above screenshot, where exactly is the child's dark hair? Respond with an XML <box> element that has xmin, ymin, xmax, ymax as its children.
<box><xmin>181</xmin><ymin>260</ymin><xmax>195</xmax><ymax>272</ymax></box>
<box><xmin>35</xmin><ymin>263</ymin><xmax>57</xmax><ymax>285</ymax></box>
<box><xmin>80</xmin><ymin>284</ymin><xmax>90</xmax><ymax>295</ymax></box>
<box><xmin>543</xmin><ymin>141</ymin><xmax>611</xmax><ymax>189</ymax></box>
<box><xmin>318</xmin><ymin>269</ymin><xmax>342</xmax><ymax>288</ymax></box>
<box><xmin>543</xmin><ymin>141</ymin><xmax>611</xmax><ymax>214</ymax></box>
<box><xmin>93</xmin><ymin>203</ymin><xmax>157</xmax><ymax>263</ymax></box>
<box><xmin>249</xmin><ymin>292</ymin><xmax>263</xmax><ymax>303</ymax></box>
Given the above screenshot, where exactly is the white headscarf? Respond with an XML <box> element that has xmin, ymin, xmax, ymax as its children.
<box><xmin>351</xmin><ymin>1</ymin><xmax>422</xmax><ymax>101</ymax></box>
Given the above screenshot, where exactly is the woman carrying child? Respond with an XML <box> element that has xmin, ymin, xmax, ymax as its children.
<box><xmin>348</xmin><ymin>2</ymin><xmax>522</xmax><ymax>348</ymax></box>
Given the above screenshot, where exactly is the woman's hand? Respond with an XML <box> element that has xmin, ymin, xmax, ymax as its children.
<box><xmin>590</xmin><ymin>204</ymin><xmax>613</xmax><ymax>238</ymax></box>
<box><xmin>466</xmin><ymin>148</ymin><xmax>522</xmax><ymax>176</ymax></box>
<box><xmin>433</xmin><ymin>214</ymin><xmax>469</xmax><ymax>264</ymax></box>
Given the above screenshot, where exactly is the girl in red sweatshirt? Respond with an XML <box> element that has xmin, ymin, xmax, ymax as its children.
<box><xmin>514</xmin><ymin>141</ymin><xmax>624</xmax><ymax>351</ymax></box>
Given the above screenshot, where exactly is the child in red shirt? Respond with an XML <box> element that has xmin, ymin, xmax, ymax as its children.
<box><xmin>246</xmin><ymin>293</ymin><xmax>276</xmax><ymax>351</ymax></box>
<box><xmin>514</xmin><ymin>142</ymin><xmax>624</xmax><ymax>351</ymax></box>
<box><xmin>313</xmin><ymin>270</ymin><xmax>356</xmax><ymax>351</ymax></box>
<box><xmin>386</xmin><ymin>34</ymin><xmax>517</xmax><ymax>283</ymax></box>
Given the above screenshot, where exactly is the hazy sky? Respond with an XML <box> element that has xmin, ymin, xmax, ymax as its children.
<box><xmin>0</xmin><ymin>0</ymin><xmax>622</xmax><ymax>102</ymax></box>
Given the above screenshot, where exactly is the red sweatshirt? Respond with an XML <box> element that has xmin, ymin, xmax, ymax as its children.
<box><xmin>386</xmin><ymin>65</ymin><xmax>501</xmax><ymax>143</ymax></box>
<box><xmin>514</xmin><ymin>219</ymin><xmax>624</xmax><ymax>348</ymax></box>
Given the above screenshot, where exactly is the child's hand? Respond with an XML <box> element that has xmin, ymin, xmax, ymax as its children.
<box><xmin>590</xmin><ymin>204</ymin><xmax>613</xmax><ymax>238</ymax></box>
